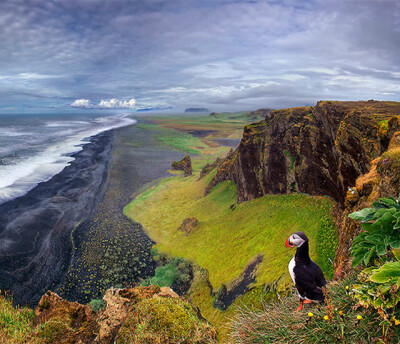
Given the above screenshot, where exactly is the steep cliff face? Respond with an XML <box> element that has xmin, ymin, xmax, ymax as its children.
<box><xmin>206</xmin><ymin>100</ymin><xmax>400</xmax><ymax>275</ymax></box>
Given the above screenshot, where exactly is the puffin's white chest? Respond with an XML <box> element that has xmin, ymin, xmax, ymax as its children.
<box><xmin>288</xmin><ymin>257</ymin><xmax>296</xmax><ymax>284</ymax></box>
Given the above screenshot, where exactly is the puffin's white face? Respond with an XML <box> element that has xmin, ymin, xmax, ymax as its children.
<box><xmin>285</xmin><ymin>232</ymin><xmax>307</xmax><ymax>248</ymax></box>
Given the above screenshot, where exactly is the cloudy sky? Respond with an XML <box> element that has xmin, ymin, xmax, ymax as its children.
<box><xmin>0</xmin><ymin>0</ymin><xmax>399</xmax><ymax>113</ymax></box>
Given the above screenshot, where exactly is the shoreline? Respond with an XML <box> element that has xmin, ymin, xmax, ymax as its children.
<box><xmin>0</xmin><ymin>119</ymin><xmax>185</xmax><ymax>306</ymax></box>
<box><xmin>0</xmin><ymin>130</ymin><xmax>114</xmax><ymax>305</ymax></box>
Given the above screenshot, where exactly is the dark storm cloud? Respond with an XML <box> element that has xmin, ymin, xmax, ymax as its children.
<box><xmin>0</xmin><ymin>0</ymin><xmax>399</xmax><ymax>113</ymax></box>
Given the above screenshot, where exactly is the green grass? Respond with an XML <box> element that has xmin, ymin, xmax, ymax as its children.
<box><xmin>124</xmin><ymin>154</ymin><xmax>337</xmax><ymax>342</ymax></box>
<box><xmin>229</xmin><ymin>274</ymin><xmax>400</xmax><ymax>343</ymax></box>
<box><xmin>124</xmin><ymin>114</ymin><xmax>338</xmax><ymax>342</ymax></box>
<box><xmin>136</xmin><ymin>123</ymin><xmax>206</xmax><ymax>155</ymax></box>
<box><xmin>125</xmin><ymin>176</ymin><xmax>335</xmax><ymax>290</ymax></box>
<box><xmin>0</xmin><ymin>293</ymin><xmax>43</xmax><ymax>344</ymax></box>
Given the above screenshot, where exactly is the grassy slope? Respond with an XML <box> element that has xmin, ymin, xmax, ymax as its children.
<box><xmin>124</xmin><ymin>112</ymin><xmax>338</xmax><ymax>341</ymax></box>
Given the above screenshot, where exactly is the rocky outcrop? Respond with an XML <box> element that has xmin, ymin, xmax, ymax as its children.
<box><xmin>177</xmin><ymin>217</ymin><xmax>198</xmax><ymax>236</ymax></box>
<box><xmin>33</xmin><ymin>286</ymin><xmax>217</xmax><ymax>344</ymax></box>
<box><xmin>172</xmin><ymin>155</ymin><xmax>192</xmax><ymax>176</ymax></box>
<box><xmin>206</xmin><ymin>100</ymin><xmax>400</xmax><ymax>275</ymax></box>
<box><xmin>34</xmin><ymin>291</ymin><xmax>98</xmax><ymax>343</ymax></box>
<box><xmin>198</xmin><ymin>157</ymin><xmax>223</xmax><ymax>180</ymax></box>
<box><xmin>247</xmin><ymin>108</ymin><xmax>273</xmax><ymax>120</ymax></box>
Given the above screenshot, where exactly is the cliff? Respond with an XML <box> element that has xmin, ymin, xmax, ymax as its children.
<box><xmin>2</xmin><ymin>285</ymin><xmax>217</xmax><ymax>344</ymax></box>
<box><xmin>206</xmin><ymin>100</ymin><xmax>400</xmax><ymax>275</ymax></box>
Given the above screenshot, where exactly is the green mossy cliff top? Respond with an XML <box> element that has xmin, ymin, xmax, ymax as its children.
<box><xmin>0</xmin><ymin>286</ymin><xmax>217</xmax><ymax>344</ymax></box>
<box><xmin>206</xmin><ymin>100</ymin><xmax>400</xmax><ymax>279</ymax></box>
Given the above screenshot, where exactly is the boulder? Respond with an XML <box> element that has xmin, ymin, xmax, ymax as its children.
<box><xmin>171</xmin><ymin>155</ymin><xmax>192</xmax><ymax>177</ymax></box>
<box><xmin>177</xmin><ymin>217</ymin><xmax>198</xmax><ymax>236</ymax></box>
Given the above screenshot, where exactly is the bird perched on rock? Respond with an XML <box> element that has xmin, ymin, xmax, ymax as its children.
<box><xmin>285</xmin><ymin>231</ymin><xmax>326</xmax><ymax>311</ymax></box>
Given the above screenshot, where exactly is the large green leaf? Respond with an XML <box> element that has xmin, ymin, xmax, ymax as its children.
<box><xmin>393</xmin><ymin>249</ymin><xmax>400</xmax><ymax>262</ymax></box>
<box><xmin>373</xmin><ymin>208</ymin><xmax>389</xmax><ymax>220</ymax></box>
<box><xmin>376</xmin><ymin>198</ymin><xmax>398</xmax><ymax>208</ymax></box>
<box><xmin>363</xmin><ymin>247</ymin><xmax>376</xmax><ymax>266</ymax></box>
<box><xmin>376</xmin><ymin>244</ymin><xmax>387</xmax><ymax>256</ymax></box>
<box><xmin>349</xmin><ymin>208</ymin><xmax>374</xmax><ymax>220</ymax></box>
<box><xmin>388</xmin><ymin>236</ymin><xmax>400</xmax><ymax>249</ymax></box>
<box><xmin>352</xmin><ymin>251</ymin><xmax>366</xmax><ymax>267</ymax></box>
<box><xmin>375</xmin><ymin>211</ymin><xmax>396</xmax><ymax>231</ymax></box>
<box><xmin>372</xmin><ymin>201</ymin><xmax>389</xmax><ymax>210</ymax></box>
<box><xmin>364</xmin><ymin>234</ymin><xmax>384</xmax><ymax>245</ymax></box>
<box><xmin>369</xmin><ymin>261</ymin><xmax>400</xmax><ymax>283</ymax></box>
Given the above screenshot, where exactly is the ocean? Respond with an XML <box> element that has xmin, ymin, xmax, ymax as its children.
<box><xmin>0</xmin><ymin>113</ymin><xmax>136</xmax><ymax>204</ymax></box>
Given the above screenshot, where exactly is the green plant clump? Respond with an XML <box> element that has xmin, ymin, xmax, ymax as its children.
<box><xmin>142</xmin><ymin>257</ymin><xmax>192</xmax><ymax>295</ymax></box>
<box><xmin>349</xmin><ymin>196</ymin><xmax>400</xmax><ymax>339</ymax></box>
<box><xmin>349</xmin><ymin>197</ymin><xmax>400</xmax><ymax>267</ymax></box>
<box><xmin>88</xmin><ymin>299</ymin><xmax>106</xmax><ymax>313</ymax></box>
<box><xmin>116</xmin><ymin>297</ymin><xmax>218</xmax><ymax>344</ymax></box>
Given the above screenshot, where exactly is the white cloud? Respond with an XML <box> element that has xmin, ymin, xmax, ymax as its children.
<box><xmin>70</xmin><ymin>99</ymin><xmax>93</xmax><ymax>108</ymax></box>
<box><xmin>70</xmin><ymin>97</ymin><xmax>137</xmax><ymax>109</ymax></box>
<box><xmin>98</xmin><ymin>98</ymin><xmax>136</xmax><ymax>109</ymax></box>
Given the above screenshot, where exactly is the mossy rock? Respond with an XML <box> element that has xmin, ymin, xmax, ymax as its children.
<box><xmin>116</xmin><ymin>297</ymin><xmax>218</xmax><ymax>344</ymax></box>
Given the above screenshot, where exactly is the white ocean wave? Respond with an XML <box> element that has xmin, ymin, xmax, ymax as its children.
<box><xmin>0</xmin><ymin>114</ymin><xmax>137</xmax><ymax>204</ymax></box>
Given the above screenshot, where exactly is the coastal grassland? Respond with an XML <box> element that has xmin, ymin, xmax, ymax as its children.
<box><xmin>124</xmin><ymin>122</ymin><xmax>337</xmax><ymax>341</ymax></box>
<box><xmin>145</xmin><ymin>112</ymin><xmax>253</xmax><ymax>139</ymax></box>
<box><xmin>125</xmin><ymin>176</ymin><xmax>335</xmax><ymax>290</ymax></box>
<box><xmin>124</xmin><ymin>113</ymin><xmax>337</xmax><ymax>341</ymax></box>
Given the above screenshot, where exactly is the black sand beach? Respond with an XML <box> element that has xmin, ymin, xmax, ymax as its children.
<box><xmin>0</xmin><ymin>120</ymin><xmax>182</xmax><ymax>305</ymax></box>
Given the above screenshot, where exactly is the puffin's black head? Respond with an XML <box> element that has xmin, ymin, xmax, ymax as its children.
<box><xmin>285</xmin><ymin>231</ymin><xmax>308</xmax><ymax>248</ymax></box>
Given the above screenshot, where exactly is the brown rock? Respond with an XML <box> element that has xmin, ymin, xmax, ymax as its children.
<box><xmin>34</xmin><ymin>291</ymin><xmax>97</xmax><ymax>343</ymax></box>
<box><xmin>94</xmin><ymin>288</ymin><xmax>132</xmax><ymax>344</ymax></box>
<box><xmin>157</xmin><ymin>286</ymin><xmax>179</xmax><ymax>299</ymax></box>
<box><xmin>171</xmin><ymin>155</ymin><xmax>192</xmax><ymax>176</ymax></box>
<box><xmin>198</xmin><ymin>157</ymin><xmax>223</xmax><ymax>180</ymax></box>
<box><xmin>177</xmin><ymin>217</ymin><xmax>198</xmax><ymax>236</ymax></box>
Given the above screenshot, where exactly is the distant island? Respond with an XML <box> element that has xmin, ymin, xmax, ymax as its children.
<box><xmin>184</xmin><ymin>107</ymin><xmax>210</xmax><ymax>113</ymax></box>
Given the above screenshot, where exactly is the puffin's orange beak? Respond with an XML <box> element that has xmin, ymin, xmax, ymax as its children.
<box><xmin>285</xmin><ymin>237</ymin><xmax>294</xmax><ymax>248</ymax></box>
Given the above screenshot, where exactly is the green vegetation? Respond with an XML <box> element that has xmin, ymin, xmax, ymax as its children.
<box><xmin>346</xmin><ymin>197</ymin><xmax>400</xmax><ymax>340</ymax></box>
<box><xmin>0</xmin><ymin>293</ymin><xmax>41</xmax><ymax>344</ymax></box>
<box><xmin>349</xmin><ymin>197</ymin><xmax>400</xmax><ymax>268</ymax></box>
<box><xmin>141</xmin><ymin>257</ymin><xmax>193</xmax><ymax>295</ymax></box>
<box><xmin>230</xmin><ymin>274</ymin><xmax>400</xmax><ymax>343</ymax></box>
<box><xmin>88</xmin><ymin>299</ymin><xmax>106</xmax><ymax>313</ymax></box>
<box><xmin>116</xmin><ymin>296</ymin><xmax>218</xmax><ymax>344</ymax></box>
<box><xmin>148</xmin><ymin>112</ymin><xmax>252</xmax><ymax>139</ymax></box>
<box><xmin>283</xmin><ymin>149</ymin><xmax>295</xmax><ymax>170</ymax></box>
<box><xmin>124</xmin><ymin>113</ymin><xmax>338</xmax><ymax>341</ymax></box>
<box><xmin>136</xmin><ymin>123</ymin><xmax>205</xmax><ymax>155</ymax></box>
<box><xmin>125</xmin><ymin>177</ymin><xmax>336</xmax><ymax>291</ymax></box>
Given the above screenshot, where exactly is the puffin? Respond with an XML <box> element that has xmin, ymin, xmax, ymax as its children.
<box><xmin>285</xmin><ymin>231</ymin><xmax>326</xmax><ymax>311</ymax></box>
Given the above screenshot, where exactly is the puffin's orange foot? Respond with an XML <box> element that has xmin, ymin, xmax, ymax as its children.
<box><xmin>303</xmin><ymin>300</ymin><xmax>313</xmax><ymax>304</ymax></box>
<box><xmin>295</xmin><ymin>302</ymin><xmax>304</xmax><ymax>312</ymax></box>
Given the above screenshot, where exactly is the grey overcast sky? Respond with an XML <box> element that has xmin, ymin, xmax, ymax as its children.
<box><xmin>0</xmin><ymin>0</ymin><xmax>399</xmax><ymax>113</ymax></box>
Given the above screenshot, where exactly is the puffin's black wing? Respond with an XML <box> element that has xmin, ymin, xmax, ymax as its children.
<box><xmin>293</xmin><ymin>261</ymin><xmax>326</xmax><ymax>302</ymax></box>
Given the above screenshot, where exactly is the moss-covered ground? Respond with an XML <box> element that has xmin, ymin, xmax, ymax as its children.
<box><xmin>124</xmin><ymin>112</ymin><xmax>338</xmax><ymax>342</ymax></box>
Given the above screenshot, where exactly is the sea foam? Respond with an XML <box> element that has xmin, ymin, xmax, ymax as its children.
<box><xmin>0</xmin><ymin>114</ymin><xmax>136</xmax><ymax>204</ymax></box>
